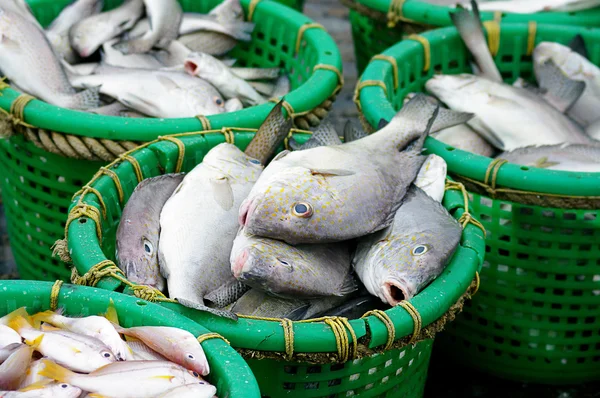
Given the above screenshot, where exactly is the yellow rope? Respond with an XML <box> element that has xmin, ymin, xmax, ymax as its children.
<box><xmin>196</xmin><ymin>115</ymin><xmax>211</xmax><ymax>131</ymax></box>
<box><xmin>72</xmin><ymin>186</ymin><xmax>108</xmax><ymax>218</ymax></box>
<box><xmin>387</xmin><ymin>0</ymin><xmax>406</xmax><ymax>28</ymax></box>
<box><xmin>406</xmin><ymin>34</ymin><xmax>431</xmax><ymax>72</ymax></box>
<box><xmin>70</xmin><ymin>260</ymin><xmax>122</xmax><ymax>287</ymax></box>
<box><xmin>482</xmin><ymin>21</ymin><xmax>501</xmax><ymax>57</ymax></box>
<box><xmin>484</xmin><ymin>158</ymin><xmax>508</xmax><ymax>191</ymax></box>
<box><xmin>122</xmin><ymin>155</ymin><xmax>143</xmax><ymax>183</ymax></box>
<box><xmin>295</xmin><ymin>23</ymin><xmax>325</xmax><ymax>54</ymax></box>
<box><xmin>353</xmin><ymin>80</ymin><xmax>388</xmax><ymax>112</ymax></box>
<box><xmin>362</xmin><ymin>309</ymin><xmax>395</xmax><ymax>350</ymax></box>
<box><xmin>247</xmin><ymin>0</ymin><xmax>261</xmax><ymax>21</ymax></box>
<box><xmin>313</xmin><ymin>64</ymin><xmax>344</xmax><ymax>93</ymax></box>
<box><xmin>158</xmin><ymin>136</ymin><xmax>185</xmax><ymax>173</ymax></box>
<box><xmin>283</xmin><ymin>129</ymin><xmax>294</xmax><ymax>150</ymax></box>
<box><xmin>371</xmin><ymin>55</ymin><xmax>399</xmax><ymax>89</ymax></box>
<box><xmin>281</xmin><ymin>318</ymin><xmax>294</xmax><ymax>361</ymax></box>
<box><xmin>64</xmin><ymin>204</ymin><xmax>103</xmax><ymax>241</ymax></box>
<box><xmin>493</xmin><ymin>10</ymin><xmax>502</xmax><ymax>22</ymax></box>
<box><xmin>99</xmin><ymin>167</ymin><xmax>124</xmax><ymax>204</ymax></box>
<box><xmin>50</xmin><ymin>280</ymin><xmax>63</xmax><ymax>311</ymax></box>
<box><xmin>472</xmin><ymin>271</ymin><xmax>480</xmax><ymax>295</ymax></box>
<box><xmin>396</xmin><ymin>301</ymin><xmax>421</xmax><ymax>344</ymax></box>
<box><xmin>10</xmin><ymin>94</ymin><xmax>35</xmax><ymax>124</ymax></box>
<box><xmin>527</xmin><ymin>21</ymin><xmax>537</xmax><ymax>56</ymax></box>
<box><xmin>197</xmin><ymin>333</ymin><xmax>230</xmax><ymax>345</ymax></box>
<box><xmin>445</xmin><ymin>179</ymin><xmax>487</xmax><ymax>237</ymax></box>
<box><xmin>221</xmin><ymin>127</ymin><xmax>235</xmax><ymax>144</ymax></box>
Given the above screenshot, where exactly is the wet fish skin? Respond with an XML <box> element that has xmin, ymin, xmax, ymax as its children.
<box><xmin>1</xmin><ymin>381</ymin><xmax>82</xmax><ymax>397</ymax></box>
<box><xmin>271</xmin><ymin>75</ymin><xmax>291</xmax><ymax>98</ymax></box>
<box><xmin>499</xmin><ymin>143</ymin><xmax>600</xmax><ymax>172</ymax></box>
<box><xmin>224</xmin><ymin>97</ymin><xmax>244</xmax><ymax>112</ymax></box>
<box><xmin>314</xmin><ymin>294</ymin><xmax>389</xmax><ymax>319</ymax></box>
<box><xmin>18</xmin><ymin>358</ymin><xmax>50</xmax><ymax>389</ymax></box>
<box><xmin>343</xmin><ymin>120</ymin><xmax>368</xmax><ymax>142</ymax></box>
<box><xmin>117</xmin><ymin>174</ymin><xmax>185</xmax><ymax>291</ymax></box>
<box><xmin>126</xmin><ymin>340</ymin><xmax>168</xmax><ymax>361</ymax></box>
<box><xmin>0</xmin><ymin>7</ymin><xmax>100</xmax><ymax>110</ymax></box>
<box><xmin>243</xmin><ymin>101</ymin><xmax>293</xmax><ymax>165</ymax></box>
<box><xmin>153</xmin><ymin>40</ymin><xmax>192</xmax><ymax>68</ymax></box>
<box><xmin>289</xmin><ymin>121</ymin><xmax>342</xmax><ymax>150</ymax></box>
<box><xmin>0</xmin><ymin>344</ymin><xmax>33</xmax><ymax>390</ymax></box>
<box><xmin>157</xmin><ymin>383</ymin><xmax>218</xmax><ymax>398</ymax></box>
<box><xmin>230</xmin><ymin>289</ymin><xmax>310</xmax><ymax>320</ymax></box>
<box><xmin>3</xmin><ymin>0</ymin><xmax>41</xmax><ymax>29</ymax></box>
<box><xmin>101</xmin><ymin>38</ymin><xmax>165</xmax><ymax>69</ymax></box>
<box><xmin>0</xmin><ymin>324</ymin><xmax>22</xmax><ymax>349</ymax></box>
<box><xmin>178</xmin><ymin>30</ymin><xmax>238</xmax><ymax>56</ymax></box>
<box><xmin>239</xmin><ymin>94</ymin><xmax>473</xmax><ymax>244</ymax></box>
<box><xmin>209</xmin><ymin>0</ymin><xmax>245</xmax><ymax>22</ymax></box>
<box><xmin>69</xmin><ymin>0</ymin><xmax>144</xmax><ymax>58</ymax></box>
<box><xmin>0</xmin><ymin>343</ymin><xmax>22</xmax><ymax>364</ymax></box>
<box><xmin>114</xmin><ymin>0</ymin><xmax>183</xmax><ymax>55</ymax></box>
<box><xmin>431</xmin><ymin>124</ymin><xmax>495</xmax><ymax>157</ymax></box>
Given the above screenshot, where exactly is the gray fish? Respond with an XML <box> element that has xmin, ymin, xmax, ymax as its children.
<box><xmin>0</xmin><ymin>7</ymin><xmax>100</xmax><ymax>110</ymax></box>
<box><xmin>209</xmin><ymin>0</ymin><xmax>245</xmax><ymax>22</ymax></box>
<box><xmin>101</xmin><ymin>38</ymin><xmax>165</xmax><ymax>69</ymax></box>
<box><xmin>239</xmin><ymin>94</ymin><xmax>473</xmax><ymax>244</ymax></box>
<box><xmin>586</xmin><ymin>118</ymin><xmax>600</xmax><ymax>140</ymax></box>
<box><xmin>531</xmin><ymin>59</ymin><xmax>586</xmax><ymax>114</ymax></box>
<box><xmin>0</xmin><ymin>343</ymin><xmax>22</xmax><ymax>364</ymax></box>
<box><xmin>431</xmin><ymin>124</ymin><xmax>495</xmax><ymax>157</ymax></box>
<box><xmin>152</xmin><ymin>40</ymin><xmax>192</xmax><ymax>68</ymax></box>
<box><xmin>204</xmin><ymin>279</ymin><xmax>250</xmax><ymax>308</ymax></box>
<box><xmin>343</xmin><ymin>120</ymin><xmax>368</xmax><ymax>142</ymax></box>
<box><xmin>158</xmin><ymin>104</ymin><xmax>293</xmax><ymax>319</ymax></box>
<box><xmin>314</xmin><ymin>294</ymin><xmax>389</xmax><ymax>319</ymax></box>
<box><xmin>230</xmin><ymin>289</ymin><xmax>310</xmax><ymax>320</ymax></box>
<box><xmin>46</xmin><ymin>0</ymin><xmax>103</xmax><ymax>64</ymax></box>
<box><xmin>272</xmin><ymin>75</ymin><xmax>291</xmax><ymax>98</ymax></box>
<box><xmin>69</xmin><ymin>0</ymin><xmax>144</xmax><ymax>58</ymax></box>
<box><xmin>231</xmin><ymin>67</ymin><xmax>280</xmax><ymax>81</ymax></box>
<box><xmin>289</xmin><ymin>121</ymin><xmax>341</xmax><ymax>150</ymax></box>
<box><xmin>230</xmin><ymin>228</ymin><xmax>356</xmax><ymax>299</ymax></box>
<box><xmin>247</xmin><ymin>81</ymin><xmax>275</xmax><ymax>97</ymax></box>
<box><xmin>114</xmin><ymin>0</ymin><xmax>183</xmax><ymax>55</ymax></box>
<box><xmin>3</xmin><ymin>0</ymin><xmax>40</xmax><ymax>29</ymax></box>
<box><xmin>116</xmin><ymin>173</ymin><xmax>185</xmax><ymax>292</ymax></box>
<box><xmin>499</xmin><ymin>143</ymin><xmax>600</xmax><ymax>172</ymax></box>
<box><xmin>178</xmin><ymin>31</ymin><xmax>238</xmax><ymax>56</ymax></box>
<box><xmin>0</xmin><ymin>344</ymin><xmax>33</xmax><ymax>390</ymax></box>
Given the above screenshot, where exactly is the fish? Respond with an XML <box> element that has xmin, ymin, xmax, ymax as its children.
<box><xmin>114</xmin><ymin>0</ymin><xmax>183</xmax><ymax>55</ymax></box>
<box><xmin>239</xmin><ymin>94</ymin><xmax>473</xmax><ymax>244</ymax></box>
<box><xmin>425</xmin><ymin>73</ymin><xmax>591</xmax><ymax>151</ymax></box>
<box><xmin>225</xmin><ymin>97</ymin><xmax>244</xmax><ymax>112</ymax></box>
<box><xmin>586</xmin><ymin>118</ymin><xmax>600</xmax><ymax>140</ymax></box>
<box><xmin>157</xmin><ymin>383</ymin><xmax>218</xmax><ymax>398</ymax></box>
<box><xmin>39</xmin><ymin>360</ymin><xmax>207</xmax><ymax>398</ymax></box>
<box><xmin>204</xmin><ymin>279</ymin><xmax>250</xmax><ymax>308</ymax></box>
<box><xmin>288</xmin><ymin>121</ymin><xmax>342</xmax><ymax>150</ymax></box>
<box><xmin>69</xmin><ymin>0</ymin><xmax>144</xmax><ymax>58</ymax></box>
<box><xmin>88</xmin><ymin>101</ymin><xmax>147</xmax><ymax>117</ymax></box>
<box><xmin>271</xmin><ymin>75</ymin><xmax>291</xmax><ymax>98</ymax></box>
<box><xmin>431</xmin><ymin>124</ymin><xmax>495</xmax><ymax>157</ymax></box>
<box><xmin>450</xmin><ymin>1</ymin><xmax>502</xmax><ymax>83</ymax></box>
<box><xmin>0</xmin><ymin>343</ymin><xmax>33</xmax><ymax>390</ymax></box>
<box><xmin>158</xmin><ymin>102</ymin><xmax>292</xmax><ymax>318</ymax></box>
<box><xmin>499</xmin><ymin>143</ymin><xmax>600</xmax><ymax>172</ymax></box>
<box><xmin>474</xmin><ymin>0</ymin><xmax>600</xmax><ymax>13</ymax></box>
<box><xmin>69</xmin><ymin>66</ymin><xmax>226</xmax><ymax>118</ymax></box>
<box><xmin>230</xmin><ymin>67</ymin><xmax>281</xmax><ymax>81</ymax></box>
<box><xmin>1</xmin><ymin>381</ymin><xmax>82</xmax><ymax>397</ymax></box>
<box><xmin>184</xmin><ymin>52</ymin><xmax>266</xmax><ymax>106</ymax></box>
<box><xmin>46</xmin><ymin>0</ymin><xmax>103</xmax><ymax>64</ymax></box>
<box><xmin>353</xmin><ymin>156</ymin><xmax>461</xmax><ymax>305</ymax></box>
<box><xmin>112</xmin><ymin>325</ymin><xmax>209</xmax><ymax>376</ymax></box>
<box><xmin>18</xmin><ymin>358</ymin><xmax>51</xmax><ymax>389</ymax></box>
<box><xmin>178</xmin><ymin>31</ymin><xmax>238</xmax><ymax>56</ymax></box>
<box><xmin>0</xmin><ymin>325</ymin><xmax>22</xmax><ymax>349</ymax></box>
<box><xmin>31</xmin><ymin>310</ymin><xmax>133</xmax><ymax>361</ymax></box>
<box><xmin>313</xmin><ymin>294</ymin><xmax>389</xmax><ymax>319</ymax></box>
<box><xmin>414</xmin><ymin>154</ymin><xmax>448</xmax><ymax>202</ymax></box>
<box><xmin>230</xmin><ymin>227</ymin><xmax>356</xmax><ymax>299</ymax></box>
<box><xmin>101</xmin><ymin>38</ymin><xmax>165</xmax><ymax>69</ymax></box>
<box><xmin>3</xmin><ymin>0</ymin><xmax>41</xmax><ymax>29</ymax></box>
<box><xmin>152</xmin><ymin>40</ymin><xmax>193</xmax><ymax>68</ymax></box>
<box><xmin>116</xmin><ymin>173</ymin><xmax>185</xmax><ymax>292</ymax></box>
<box><xmin>0</xmin><ymin>7</ymin><xmax>100</xmax><ymax>110</ymax></box>
<box><xmin>343</xmin><ymin>120</ymin><xmax>368</xmax><ymax>143</ymax></box>
<box><xmin>533</xmin><ymin>40</ymin><xmax>600</xmax><ymax>127</ymax></box>
<box><xmin>7</xmin><ymin>315</ymin><xmax>116</xmax><ymax>373</ymax></box>
<box><xmin>230</xmin><ymin>289</ymin><xmax>311</xmax><ymax>320</ymax></box>
<box><xmin>126</xmin><ymin>340</ymin><xmax>168</xmax><ymax>361</ymax></box>
<box><xmin>209</xmin><ymin>0</ymin><xmax>245</xmax><ymax>22</ymax></box>
<box><xmin>0</xmin><ymin>343</ymin><xmax>22</xmax><ymax>364</ymax></box>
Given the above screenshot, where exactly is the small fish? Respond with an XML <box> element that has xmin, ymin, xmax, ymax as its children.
<box><xmin>431</xmin><ymin>124</ymin><xmax>495</xmax><ymax>157</ymax></box>
<box><xmin>101</xmin><ymin>38</ymin><xmax>165</xmax><ymax>69</ymax></box>
<box><xmin>0</xmin><ymin>325</ymin><xmax>22</xmax><ymax>349</ymax></box>
<box><xmin>271</xmin><ymin>75</ymin><xmax>291</xmax><ymax>98</ymax></box>
<box><xmin>499</xmin><ymin>143</ymin><xmax>600</xmax><ymax>172</ymax></box>
<box><xmin>7</xmin><ymin>315</ymin><xmax>116</xmax><ymax>373</ymax></box>
<box><xmin>313</xmin><ymin>294</ymin><xmax>389</xmax><ymax>319</ymax></box>
<box><xmin>31</xmin><ymin>310</ymin><xmax>133</xmax><ymax>361</ymax></box>
<box><xmin>289</xmin><ymin>121</ymin><xmax>342</xmax><ymax>150</ymax></box>
<box><xmin>184</xmin><ymin>52</ymin><xmax>266</xmax><ymax>106</ymax></box>
<box><xmin>114</xmin><ymin>0</ymin><xmax>183</xmax><ymax>55</ymax></box>
<box><xmin>224</xmin><ymin>97</ymin><xmax>244</xmax><ymax>112</ymax></box>
<box><xmin>157</xmin><ymin>383</ymin><xmax>217</xmax><ymax>398</ymax></box>
<box><xmin>230</xmin><ymin>67</ymin><xmax>280</xmax><ymax>81</ymax></box>
<box><xmin>0</xmin><ymin>7</ymin><xmax>100</xmax><ymax>110</ymax></box>
<box><xmin>239</xmin><ymin>94</ymin><xmax>473</xmax><ymax>244</ymax></box>
<box><xmin>343</xmin><ymin>120</ymin><xmax>368</xmax><ymax>143</ymax></box>
<box><xmin>586</xmin><ymin>118</ymin><xmax>600</xmax><ymax>140</ymax></box>
<box><xmin>46</xmin><ymin>0</ymin><xmax>103</xmax><ymax>64</ymax></box>
<box><xmin>0</xmin><ymin>343</ymin><xmax>33</xmax><ymax>390</ymax></box>
<box><xmin>153</xmin><ymin>40</ymin><xmax>193</xmax><ymax>68</ymax></box>
<box><xmin>1</xmin><ymin>381</ymin><xmax>82</xmax><ymax>398</ymax></box>
<box><xmin>231</xmin><ymin>228</ymin><xmax>357</xmax><ymax>299</ymax></box>
<box><xmin>116</xmin><ymin>173</ymin><xmax>185</xmax><ymax>291</ymax></box>
<box><xmin>0</xmin><ymin>343</ymin><xmax>22</xmax><ymax>364</ymax></box>
<box><xmin>413</xmin><ymin>154</ymin><xmax>448</xmax><ymax>202</ymax></box>
<box><xmin>112</xmin><ymin>325</ymin><xmax>209</xmax><ymax>376</ymax></box>
<box><xmin>178</xmin><ymin>31</ymin><xmax>238</xmax><ymax>56</ymax></box>
<box><xmin>69</xmin><ymin>0</ymin><xmax>144</xmax><ymax>58</ymax></box>
<box><xmin>39</xmin><ymin>360</ymin><xmax>206</xmax><ymax>398</ymax></box>
<box><xmin>18</xmin><ymin>358</ymin><xmax>50</xmax><ymax>389</ymax></box>
<box><xmin>209</xmin><ymin>0</ymin><xmax>245</xmax><ymax>22</ymax></box>
<box><xmin>126</xmin><ymin>340</ymin><xmax>168</xmax><ymax>361</ymax></box>
<box><xmin>230</xmin><ymin>289</ymin><xmax>311</xmax><ymax>320</ymax></box>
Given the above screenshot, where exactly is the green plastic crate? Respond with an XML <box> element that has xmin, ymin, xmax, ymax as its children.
<box><xmin>0</xmin><ymin>0</ymin><xmax>342</xmax><ymax>281</ymax></box>
<box><xmin>356</xmin><ymin>23</ymin><xmax>600</xmax><ymax>384</ymax></box>
<box><xmin>0</xmin><ymin>279</ymin><xmax>260</xmax><ymax>398</ymax></box>
<box><xmin>342</xmin><ymin>0</ymin><xmax>600</xmax><ymax>73</ymax></box>
<box><xmin>60</xmin><ymin>126</ymin><xmax>485</xmax><ymax>397</ymax></box>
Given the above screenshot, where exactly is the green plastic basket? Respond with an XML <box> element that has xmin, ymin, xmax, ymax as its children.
<box><xmin>0</xmin><ymin>0</ymin><xmax>342</xmax><ymax>281</ymax></box>
<box><xmin>356</xmin><ymin>23</ymin><xmax>600</xmax><ymax>384</ymax></box>
<box><xmin>0</xmin><ymin>279</ymin><xmax>260</xmax><ymax>397</ymax></box>
<box><xmin>60</xmin><ymin>126</ymin><xmax>485</xmax><ymax>397</ymax></box>
<box><xmin>342</xmin><ymin>0</ymin><xmax>600</xmax><ymax>73</ymax></box>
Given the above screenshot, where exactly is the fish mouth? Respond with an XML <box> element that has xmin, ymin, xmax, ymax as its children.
<box><xmin>231</xmin><ymin>248</ymin><xmax>249</xmax><ymax>278</ymax></box>
<box><xmin>184</xmin><ymin>60</ymin><xmax>199</xmax><ymax>76</ymax></box>
<box><xmin>238</xmin><ymin>199</ymin><xmax>256</xmax><ymax>227</ymax></box>
<box><xmin>382</xmin><ymin>280</ymin><xmax>412</xmax><ymax>306</ymax></box>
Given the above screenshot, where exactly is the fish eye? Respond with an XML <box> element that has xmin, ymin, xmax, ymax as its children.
<box><xmin>61</xmin><ymin>384</ymin><xmax>68</xmax><ymax>388</ymax></box>
<box><xmin>412</xmin><ymin>245</ymin><xmax>428</xmax><ymax>256</ymax></box>
<box><xmin>278</xmin><ymin>259</ymin><xmax>289</xmax><ymax>266</ymax></box>
<box><xmin>143</xmin><ymin>239</ymin><xmax>153</xmax><ymax>255</ymax></box>
<box><xmin>102</xmin><ymin>351</ymin><xmax>113</xmax><ymax>358</ymax></box>
<box><xmin>190</xmin><ymin>371</ymin><xmax>200</xmax><ymax>378</ymax></box>
<box><xmin>248</xmin><ymin>158</ymin><xmax>261</xmax><ymax>165</ymax></box>
<box><xmin>187</xmin><ymin>354</ymin><xmax>195</xmax><ymax>360</ymax></box>
<box><xmin>291</xmin><ymin>202</ymin><xmax>313</xmax><ymax>218</ymax></box>
<box><xmin>214</xmin><ymin>97</ymin><xmax>224</xmax><ymax>106</ymax></box>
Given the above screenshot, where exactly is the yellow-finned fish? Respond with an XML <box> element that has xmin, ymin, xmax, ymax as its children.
<box><xmin>0</xmin><ymin>343</ymin><xmax>34</xmax><ymax>390</ymax></box>
<box><xmin>157</xmin><ymin>383</ymin><xmax>217</xmax><ymax>398</ymax></box>
<box><xmin>1</xmin><ymin>380</ymin><xmax>82</xmax><ymax>397</ymax></box>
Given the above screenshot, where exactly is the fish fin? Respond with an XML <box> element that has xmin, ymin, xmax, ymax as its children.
<box><xmin>231</xmin><ymin>67</ymin><xmax>280</xmax><ymax>80</ymax></box>
<box><xmin>397</xmin><ymin>93</ymin><xmax>474</xmax><ymax>135</ymax></box>
<box><xmin>60</xmin><ymin>59</ymin><xmax>80</xmax><ymax>77</ymax></box>
<box><xmin>534</xmin><ymin>156</ymin><xmax>560</xmax><ymax>169</ymax></box>
<box><xmin>272</xmin><ymin>75</ymin><xmax>291</xmax><ymax>98</ymax></box>
<box><xmin>104</xmin><ymin>298</ymin><xmax>120</xmax><ymax>326</ymax></box>
<box><xmin>71</xmin><ymin>86</ymin><xmax>101</xmax><ymax>110</ymax></box>
<box><xmin>152</xmin><ymin>375</ymin><xmax>176</xmax><ymax>381</ymax></box>
<box><xmin>244</xmin><ymin>100</ymin><xmax>293</xmax><ymax>163</ymax></box>
<box><xmin>338</xmin><ymin>274</ymin><xmax>359</xmax><ymax>296</ymax></box>
<box><xmin>112</xmin><ymin>36</ymin><xmax>155</xmax><ymax>55</ymax></box>
<box><xmin>0</xmin><ymin>35</ymin><xmax>22</xmax><ymax>52</ymax></box>
<box><xmin>377</xmin><ymin>118</ymin><xmax>389</xmax><ymax>131</ymax></box>
<box><xmin>87</xmin><ymin>394</ymin><xmax>110</xmax><ymax>398</ymax></box>
<box><xmin>343</xmin><ymin>120</ymin><xmax>368</xmax><ymax>143</ymax></box>
<box><xmin>157</xmin><ymin>75</ymin><xmax>181</xmax><ymax>91</ymax></box>
<box><xmin>568</xmin><ymin>34</ymin><xmax>588</xmax><ymax>60</ymax></box>
<box><xmin>221</xmin><ymin>21</ymin><xmax>256</xmax><ymax>41</ymax></box>
<box><xmin>209</xmin><ymin>176</ymin><xmax>234</xmax><ymax>210</ymax></box>
<box><xmin>40</xmin><ymin>323</ymin><xmax>61</xmax><ymax>332</ymax></box>
<box><xmin>0</xmin><ymin>307</ymin><xmax>31</xmax><ymax>326</ymax></box>
<box><xmin>221</xmin><ymin>58</ymin><xmax>237</xmax><ymax>67</ymax></box>
<box><xmin>247</xmin><ymin>81</ymin><xmax>275</xmax><ymax>96</ymax></box>
<box><xmin>17</xmin><ymin>380</ymin><xmax>53</xmax><ymax>392</ymax></box>
<box><xmin>7</xmin><ymin>314</ymin><xmax>32</xmax><ymax>333</ymax></box>
<box><xmin>175</xmin><ymin>298</ymin><xmax>239</xmax><ymax>321</ymax></box>
<box><xmin>26</xmin><ymin>334</ymin><xmax>44</xmax><ymax>351</ymax></box>
<box><xmin>31</xmin><ymin>310</ymin><xmax>57</xmax><ymax>328</ymax></box>
<box><xmin>123</xmin><ymin>334</ymin><xmax>140</xmax><ymax>343</ymax></box>
<box><xmin>536</xmin><ymin>59</ymin><xmax>586</xmax><ymax>113</ymax></box>
<box><xmin>38</xmin><ymin>360</ymin><xmax>75</xmax><ymax>382</ymax></box>
<box><xmin>310</xmin><ymin>168</ymin><xmax>355</xmax><ymax>177</ymax></box>
<box><xmin>286</xmin><ymin>304</ymin><xmax>311</xmax><ymax>321</ymax></box>
<box><xmin>205</xmin><ymin>280</ymin><xmax>251</xmax><ymax>308</ymax></box>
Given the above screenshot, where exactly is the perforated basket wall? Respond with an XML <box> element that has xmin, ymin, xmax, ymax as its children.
<box><xmin>61</xmin><ymin>126</ymin><xmax>485</xmax><ymax>397</ymax></box>
<box><xmin>356</xmin><ymin>23</ymin><xmax>600</xmax><ymax>384</ymax></box>
<box><xmin>342</xmin><ymin>0</ymin><xmax>600</xmax><ymax>73</ymax></box>
<box><xmin>0</xmin><ymin>280</ymin><xmax>261</xmax><ymax>397</ymax></box>
<box><xmin>0</xmin><ymin>0</ymin><xmax>342</xmax><ymax>281</ymax></box>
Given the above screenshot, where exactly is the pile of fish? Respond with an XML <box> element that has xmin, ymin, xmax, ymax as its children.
<box><xmin>422</xmin><ymin>0</ymin><xmax>600</xmax><ymax>13</ymax></box>
<box><xmin>0</xmin><ymin>0</ymin><xmax>290</xmax><ymax>118</ymax></box>
<box><xmin>417</xmin><ymin>0</ymin><xmax>600</xmax><ymax>172</ymax></box>
<box><xmin>116</xmin><ymin>95</ymin><xmax>472</xmax><ymax>321</ymax></box>
<box><xmin>0</xmin><ymin>306</ymin><xmax>218</xmax><ymax>398</ymax></box>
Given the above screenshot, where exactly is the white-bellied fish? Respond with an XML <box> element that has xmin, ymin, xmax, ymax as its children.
<box><xmin>0</xmin><ymin>343</ymin><xmax>33</xmax><ymax>390</ymax></box>
<box><xmin>1</xmin><ymin>381</ymin><xmax>82</xmax><ymax>397</ymax></box>
<box><xmin>157</xmin><ymin>383</ymin><xmax>217</xmax><ymax>398</ymax></box>
<box><xmin>499</xmin><ymin>143</ymin><xmax>600</xmax><ymax>172</ymax></box>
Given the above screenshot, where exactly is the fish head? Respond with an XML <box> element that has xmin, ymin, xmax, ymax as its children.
<box><xmin>69</xmin><ymin>18</ymin><xmax>112</xmax><ymax>57</ymax></box>
<box><xmin>184</xmin><ymin>52</ymin><xmax>224</xmax><ymax>78</ymax></box>
<box><xmin>50</xmin><ymin>383</ymin><xmax>83</xmax><ymax>397</ymax></box>
<box><xmin>425</xmin><ymin>73</ymin><xmax>481</xmax><ymax>101</ymax></box>
<box><xmin>364</xmin><ymin>227</ymin><xmax>461</xmax><ymax>306</ymax></box>
<box><xmin>185</xmin><ymin>85</ymin><xmax>226</xmax><ymax>116</ymax></box>
<box><xmin>533</xmin><ymin>42</ymin><xmax>571</xmax><ymax>69</ymax></box>
<box><xmin>210</xmin><ymin>0</ymin><xmax>245</xmax><ymax>22</ymax></box>
<box><xmin>203</xmin><ymin>143</ymin><xmax>264</xmax><ymax>179</ymax></box>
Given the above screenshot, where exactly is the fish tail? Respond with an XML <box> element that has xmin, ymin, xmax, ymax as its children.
<box><xmin>0</xmin><ymin>307</ymin><xmax>31</xmax><ymax>326</ymax></box>
<box><xmin>38</xmin><ymin>359</ymin><xmax>75</xmax><ymax>383</ymax></box>
<box><xmin>104</xmin><ymin>298</ymin><xmax>120</xmax><ymax>326</ymax></box>
<box><xmin>25</xmin><ymin>334</ymin><xmax>44</xmax><ymax>351</ymax></box>
<box><xmin>7</xmin><ymin>314</ymin><xmax>33</xmax><ymax>333</ymax></box>
<box><xmin>63</xmin><ymin>86</ymin><xmax>101</xmax><ymax>110</ymax></box>
<box><xmin>31</xmin><ymin>310</ymin><xmax>60</xmax><ymax>329</ymax></box>
<box><xmin>222</xmin><ymin>21</ymin><xmax>255</xmax><ymax>41</ymax></box>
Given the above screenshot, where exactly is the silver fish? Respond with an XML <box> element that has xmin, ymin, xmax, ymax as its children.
<box><xmin>18</xmin><ymin>358</ymin><xmax>50</xmax><ymax>389</ymax></box>
<box><xmin>69</xmin><ymin>0</ymin><xmax>144</xmax><ymax>58</ymax></box>
<box><xmin>127</xmin><ymin>340</ymin><xmax>168</xmax><ymax>361</ymax></box>
<box><xmin>230</xmin><ymin>228</ymin><xmax>356</xmax><ymax>299</ymax></box>
<box><xmin>499</xmin><ymin>143</ymin><xmax>600</xmax><ymax>172</ymax></box>
<box><xmin>46</xmin><ymin>0</ymin><xmax>103</xmax><ymax>64</ymax></box>
<box><xmin>0</xmin><ymin>344</ymin><xmax>33</xmax><ymax>390</ymax></box>
<box><xmin>0</xmin><ymin>7</ymin><xmax>99</xmax><ymax>110</ymax></box>
<box><xmin>425</xmin><ymin>73</ymin><xmax>591</xmax><ymax>151</ymax></box>
<box><xmin>101</xmin><ymin>38</ymin><xmax>164</xmax><ymax>69</ymax></box>
<box><xmin>1</xmin><ymin>381</ymin><xmax>82</xmax><ymax>397</ymax></box>
<box><xmin>431</xmin><ymin>124</ymin><xmax>495</xmax><ymax>157</ymax></box>
<box><xmin>117</xmin><ymin>174</ymin><xmax>185</xmax><ymax>291</ymax></box>
<box><xmin>586</xmin><ymin>118</ymin><xmax>600</xmax><ymax>140</ymax></box>
<box><xmin>153</xmin><ymin>40</ymin><xmax>193</xmax><ymax>68</ymax></box>
<box><xmin>114</xmin><ymin>0</ymin><xmax>183</xmax><ymax>55</ymax></box>
<box><xmin>178</xmin><ymin>31</ymin><xmax>238</xmax><ymax>56</ymax></box>
<box><xmin>271</xmin><ymin>75</ymin><xmax>291</xmax><ymax>98</ymax></box>
<box><xmin>3</xmin><ymin>0</ymin><xmax>40</xmax><ymax>29</ymax></box>
<box><xmin>157</xmin><ymin>383</ymin><xmax>217</xmax><ymax>398</ymax></box>
<box><xmin>0</xmin><ymin>324</ymin><xmax>22</xmax><ymax>349</ymax></box>
<box><xmin>289</xmin><ymin>121</ymin><xmax>342</xmax><ymax>150</ymax></box>
<box><xmin>224</xmin><ymin>97</ymin><xmax>244</xmax><ymax>112</ymax></box>
<box><xmin>343</xmin><ymin>120</ymin><xmax>368</xmax><ymax>143</ymax></box>
<box><xmin>0</xmin><ymin>343</ymin><xmax>22</xmax><ymax>364</ymax></box>
<box><xmin>231</xmin><ymin>67</ymin><xmax>280</xmax><ymax>81</ymax></box>
<box><xmin>209</xmin><ymin>0</ymin><xmax>245</xmax><ymax>22</ymax></box>
<box><xmin>239</xmin><ymin>94</ymin><xmax>473</xmax><ymax>244</ymax></box>
<box><xmin>88</xmin><ymin>101</ymin><xmax>147</xmax><ymax>117</ymax></box>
